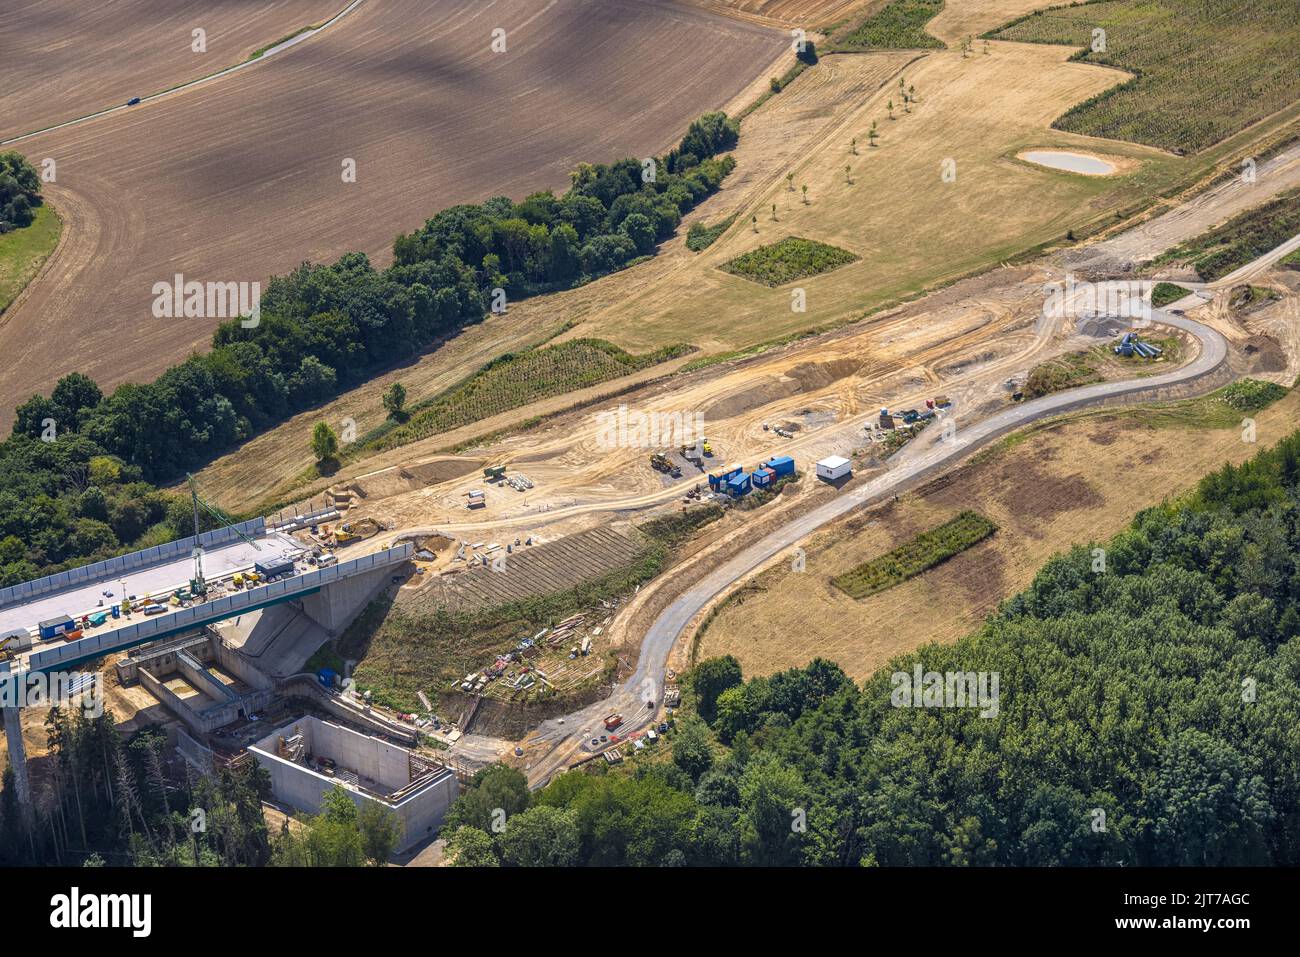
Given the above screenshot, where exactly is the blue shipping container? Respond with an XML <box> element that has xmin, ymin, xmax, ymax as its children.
<box><xmin>752</xmin><ymin>468</ymin><xmax>774</xmax><ymax>488</ymax></box>
<box><xmin>764</xmin><ymin>456</ymin><xmax>795</xmax><ymax>477</ymax></box>
<box><xmin>726</xmin><ymin>473</ymin><xmax>751</xmax><ymax>495</ymax></box>
<box><xmin>38</xmin><ymin>615</ymin><xmax>74</xmax><ymax>641</ymax></box>
<box><xmin>708</xmin><ymin>464</ymin><xmax>744</xmax><ymax>490</ymax></box>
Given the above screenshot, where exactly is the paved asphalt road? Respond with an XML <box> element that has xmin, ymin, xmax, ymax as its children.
<box><xmin>523</xmin><ymin>304</ymin><xmax>1229</xmax><ymax>785</ymax></box>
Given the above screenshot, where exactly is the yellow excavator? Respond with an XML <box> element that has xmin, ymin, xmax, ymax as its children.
<box><xmin>0</xmin><ymin>633</ymin><xmax>24</xmax><ymax>664</ymax></box>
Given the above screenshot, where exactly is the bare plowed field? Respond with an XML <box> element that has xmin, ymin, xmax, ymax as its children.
<box><xmin>0</xmin><ymin>0</ymin><xmax>343</xmax><ymax>139</ymax></box>
<box><xmin>0</xmin><ymin>0</ymin><xmax>786</xmax><ymax>422</ymax></box>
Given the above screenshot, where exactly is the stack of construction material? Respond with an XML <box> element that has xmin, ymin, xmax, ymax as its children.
<box><xmin>547</xmin><ymin>613</ymin><xmax>586</xmax><ymax>646</ymax></box>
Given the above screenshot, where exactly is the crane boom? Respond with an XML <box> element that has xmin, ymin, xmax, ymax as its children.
<box><xmin>186</xmin><ymin>474</ymin><xmax>262</xmax><ymax>595</ymax></box>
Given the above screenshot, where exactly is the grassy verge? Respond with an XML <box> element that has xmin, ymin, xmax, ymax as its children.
<box><xmin>1023</xmin><ymin>350</ymin><xmax>1104</xmax><ymax>398</ymax></box>
<box><xmin>687</xmin><ymin>215</ymin><xmax>737</xmax><ymax>252</ymax></box>
<box><xmin>825</xmin><ymin>0</ymin><xmax>946</xmax><ymax>52</ymax></box>
<box><xmin>0</xmin><ymin>204</ymin><xmax>60</xmax><ymax>315</ymax></box>
<box><xmin>721</xmin><ymin>237</ymin><xmax>859</xmax><ymax>286</ymax></box>
<box><xmin>831</xmin><ymin>510</ymin><xmax>997</xmax><ymax>599</ymax></box>
<box><xmin>364</xmin><ymin>339</ymin><xmax>693</xmax><ymax>452</ymax></box>
<box><xmin>249</xmin><ymin>23</ymin><xmax>320</xmax><ymax>60</ymax></box>
<box><xmin>988</xmin><ymin>0</ymin><xmax>1300</xmax><ymax>155</ymax></box>
<box><xmin>1151</xmin><ymin>282</ymin><xmax>1191</xmax><ymax>307</ymax></box>
<box><xmin>1148</xmin><ymin>188</ymin><xmax>1300</xmax><ymax>280</ymax></box>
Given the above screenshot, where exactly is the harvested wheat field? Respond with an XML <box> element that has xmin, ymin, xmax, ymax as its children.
<box><xmin>0</xmin><ymin>0</ymin><xmax>786</xmax><ymax>422</ymax></box>
<box><xmin>556</xmin><ymin>38</ymin><xmax>1173</xmax><ymax>355</ymax></box>
<box><xmin>695</xmin><ymin>385</ymin><xmax>1300</xmax><ymax>681</ymax></box>
<box><xmin>687</xmin><ymin>0</ymin><xmax>882</xmax><ymax>28</ymax></box>
<box><xmin>0</xmin><ymin>0</ymin><xmax>344</xmax><ymax>140</ymax></box>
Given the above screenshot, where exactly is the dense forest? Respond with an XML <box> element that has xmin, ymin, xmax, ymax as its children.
<box><xmin>0</xmin><ymin>707</ymin><xmax>272</xmax><ymax>866</ymax></box>
<box><xmin>443</xmin><ymin>429</ymin><xmax>1300</xmax><ymax>866</ymax></box>
<box><xmin>0</xmin><ymin>113</ymin><xmax>740</xmax><ymax>587</ymax></box>
<box><xmin>0</xmin><ymin>705</ymin><xmax>402</xmax><ymax>866</ymax></box>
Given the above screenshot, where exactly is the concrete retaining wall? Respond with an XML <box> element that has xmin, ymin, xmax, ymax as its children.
<box><xmin>249</xmin><ymin>716</ymin><xmax>457</xmax><ymax>853</ymax></box>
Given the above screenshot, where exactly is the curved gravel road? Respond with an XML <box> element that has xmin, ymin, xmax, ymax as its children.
<box><xmin>522</xmin><ymin>304</ymin><xmax>1229</xmax><ymax>784</ymax></box>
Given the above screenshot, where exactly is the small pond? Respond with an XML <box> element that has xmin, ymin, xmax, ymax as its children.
<box><xmin>1018</xmin><ymin>150</ymin><xmax>1117</xmax><ymax>175</ymax></box>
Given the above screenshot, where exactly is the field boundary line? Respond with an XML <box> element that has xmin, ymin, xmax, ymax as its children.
<box><xmin>0</xmin><ymin>0</ymin><xmax>368</xmax><ymax>147</ymax></box>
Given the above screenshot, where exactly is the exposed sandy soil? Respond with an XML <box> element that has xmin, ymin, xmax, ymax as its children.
<box><xmin>695</xmin><ymin>384</ymin><xmax>1300</xmax><ymax>681</ymax></box>
<box><xmin>0</xmin><ymin>0</ymin><xmax>787</xmax><ymax>423</ymax></box>
<box><xmin>0</xmin><ymin>0</ymin><xmax>343</xmax><ymax>140</ymax></box>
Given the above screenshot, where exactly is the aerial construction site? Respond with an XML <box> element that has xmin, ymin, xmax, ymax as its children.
<box><xmin>2</xmin><ymin>0</ymin><xmax>1300</xmax><ymax>911</ymax></box>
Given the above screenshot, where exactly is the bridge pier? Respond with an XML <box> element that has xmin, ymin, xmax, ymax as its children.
<box><xmin>300</xmin><ymin>564</ymin><xmax>400</xmax><ymax>635</ymax></box>
<box><xmin>3</xmin><ymin>704</ymin><xmax>31</xmax><ymax>811</ymax></box>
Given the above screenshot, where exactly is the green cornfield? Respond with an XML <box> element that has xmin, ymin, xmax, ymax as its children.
<box><xmin>828</xmin><ymin>0</ymin><xmax>946</xmax><ymax>52</ymax></box>
<box><xmin>990</xmin><ymin>0</ymin><xmax>1300</xmax><ymax>154</ymax></box>
<box><xmin>832</xmin><ymin>510</ymin><xmax>998</xmax><ymax>599</ymax></box>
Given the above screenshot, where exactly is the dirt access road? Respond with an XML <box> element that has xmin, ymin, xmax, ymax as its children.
<box><xmin>0</xmin><ymin>0</ymin><xmax>787</xmax><ymax>425</ymax></box>
<box><xmin>519</xmin><ymin>297</ymin><xmax>1232</xmax><ymax>785</ymax></box>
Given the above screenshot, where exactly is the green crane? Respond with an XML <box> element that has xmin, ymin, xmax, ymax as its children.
<box><xmin>187</xmin><ymin>474</ymin><xmax>261</xmax><ymax>596</ymax></box>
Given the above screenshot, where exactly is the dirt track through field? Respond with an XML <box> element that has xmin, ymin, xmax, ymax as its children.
<box><xmin>0</xmin><ymin>0</ymin><xmax>343</xmax><ymax>140</ymax></box>
<box><xmin>0</xmin><ymin>0</ymin><xmax>786</xmax><ymax>423</ymax></box>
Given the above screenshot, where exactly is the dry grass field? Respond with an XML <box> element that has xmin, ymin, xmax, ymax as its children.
<box><xmin>0</xmin><ymin>0</ymin><xmax>343</xmax><ymax>139</ymax></box>
<box><xmin>170</xmin><ymin>1</ymin><xmax>1300</xmax><ymax>518</ymax></box>
<box><xmin>555</xmin><ymin>38</ymin><xmax>1171</xmax><ymax>355</ymax></box>
<box><xmin>0</xmin><ymin>0</ymin><xmax>786</xmax><ymax>422</ymax></box>
<box><xmin>695</xmin><ymin>386</ymin><xmax>1300</xmax><ymax>681</ymax></box>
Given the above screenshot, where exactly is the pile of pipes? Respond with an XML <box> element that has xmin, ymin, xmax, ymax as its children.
<box><xmin>1115</xmin><ymin>332</ymin><xmax>1163</xmax><ymax>359</ymax></box>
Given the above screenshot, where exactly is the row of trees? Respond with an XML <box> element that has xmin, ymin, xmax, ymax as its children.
<box><xmin>447</xmin><ymin>427</ymin><xmax>1300</xmax><ymax>866</ymax></box>
<box><xmin>0</xmin><ymin>113</ymin><xmax>741</xmax><ymax>583</ymax></box>
<box><xmin>0</xmin><ymin>151</ymin><xmax>41</xmax><ymax>232</ymax></box>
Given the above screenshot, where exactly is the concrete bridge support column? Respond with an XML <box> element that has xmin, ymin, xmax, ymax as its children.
<box><xmin>299</xmin><ymin>565</ymin><xmax>399</xmax><ymax>636</ymax></box>
<box><xmin>3</xmin><ymin>705</ymin><xmax>31</xmax><ymax>810</ymax></box>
